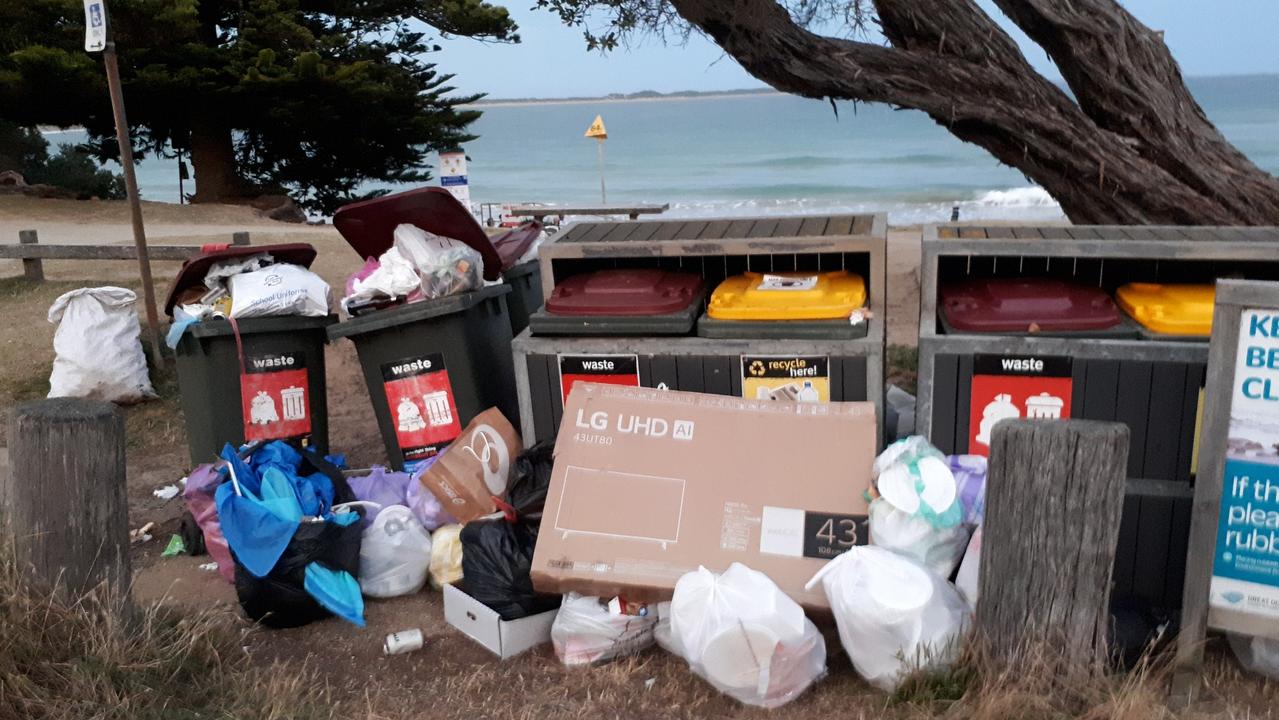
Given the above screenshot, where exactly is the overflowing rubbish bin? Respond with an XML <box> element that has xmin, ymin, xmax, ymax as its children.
<box><xmin>329</xmin><ymin>188</ymin><xmax>520</xmax><ymax>470</ymax></box>
<box><xmin>166</xmin><ymin>243</ymin><xmax>334</xmax><ymax>464</ymax></box>
<box><xmin>513</xmin><ymin>214</ymin><xmax>887</xmax><ymax>445</ymax></box>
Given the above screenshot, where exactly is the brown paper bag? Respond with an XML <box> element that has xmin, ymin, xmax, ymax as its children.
<box><xmin>417</xmin><ymin>408</ymin><xmax>521</xmax><ymax>522</ymax></box>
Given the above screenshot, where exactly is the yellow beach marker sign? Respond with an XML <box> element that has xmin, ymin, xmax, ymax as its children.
<box><xmin>584</xmin><ymin>115</ymin><xmax>608</xmax><ymax>139</ymax></box>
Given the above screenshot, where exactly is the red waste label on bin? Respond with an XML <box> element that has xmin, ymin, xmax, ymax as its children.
<box><xmin>967</xmin><ymin>354</ymin><xmax>1072</xmax><ymax>457</ymax></box>
<box><xmin>381</xmin><ymin>353</ymin><xmax>462</xmax><ymax>463</ymax></box>
<box><xmin>240</xmin><ymin>352</ymin><xmax>312</xmax><ymax>443</ymax></box>
<box><xmin>559</xmin><ymin>354</ymin><xmax>640</xmax><ymax>403</ymax></box>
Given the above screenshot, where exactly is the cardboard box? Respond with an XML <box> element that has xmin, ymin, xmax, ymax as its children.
<box><xmin>530</xmin><ymin>384</ymin><xmax>876</xmax><ymax>609</ymax></box>
<box><xmin>418</xmin><ymin>408</ymin><xmax>521</xmax><ymax>522</ymax></box>
<box><xmin>443</xmin><ymin>583</ymin><xmax>559</xmax><ymax>659</ymax></box>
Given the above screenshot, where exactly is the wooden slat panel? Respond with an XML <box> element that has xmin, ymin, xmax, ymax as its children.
<box><xmin>1132</xmin><ymin>495</ymin><xmax>1174</xmax><ymax>607</ymax></box>
<box><xmin>829</xmin><ymin>355</ymin><xmax>845</xmax><ymax>401</ymax></box>
<box><xmin>955</xmin><ymin>354</ymin><xmax>974</xmax><ymax>454</ymax></box>
<box><xmin>626</xmin><ymin>222</ymin><xmax>664</xmax><ymax>242</ymax></box>
<box><xmin>1123</xmin><ymin>226</ymin><xmax>1159</xmax><ymax>240</ymax></box>
<box><xmin>725</xmin><ymin>218</ymin><xmax>756</xmax><ymax>239</ymax></box>
<box><xmin>939</xmin><ymin>227</ymin><xmax>960</xmax><ymax>239</ymax></box>
<box><xmin>703</xmin><ymin>356</ymin><xmax>733</xmax><ymax>396</ymax></box>
<box><xmin>1143</xmin><ymin>363</ymin><xmax>1188</xmax><ymax>483</ymax></box>
<box><xmin>1179</xmin><ymin>227</ymin><xmax>1218</xmax><ymax>242</ymax></box>
<box><xmin>556</xmin><ymin>222</ymin><xmax>598</xmax><ymax>243</ymax></box>
<box><xmin>852</xmin><ymin>215</ymin><xmax>874</xmax><ymax>235</ymax></box>
<box><xmin>958</xmin><ymin>227</ymin><xmax>988</xmax><ymax>239</ymax></box>
<box><xmin>549</xmin><ymin>358</ymin><xmax>565</xmax><ymax>437</ymax></box>
<box><xmin>651</xmin><ymin>222</ymin><xmax>687</xmax><ymax>241</ymax></box>
<box><xmin>599</xmin><ymin>222</ymin><xmax>641</xmax><ymax>242</ymax></box>
<box><xmin>1071</xmin><ymin>359</ymin><xmax>1088</xmax><ymax>418</ymax></box>
<box><xmin>673</xmin><ymin>221</ymin><xmax>709</xmax><ymax>240</ymax></box>
<box><xmin>1011</xmin><ymin>227</ymin><xmax>1044</xmax><ymax>239</ymax></box>
<box><xmin>676</xmin><ymin>356</ymin><xmax>704</xmax><ymax>392</ymax></box>
<box><xmin>730</xmin><ymin>357</ymin><xmax>743</xmax><ymax>397</ymax></box>
<box><xmin>574</xmin><ymin>223</ymin><xmax>617</xmax><ymax>244</ymax></box>
<box><xmin>986</xmin><ymin>226</ymin><xmax>1015</xmax><ymax>239</ymax></box>
<box><xmin>649</xmin><ymin>356</ymin><xmax>679</xmax><ymax>390</ymax></box>
<box><xmin>824</xmin><ymin>216</ymin><xmax>855</xmax><ymax>236</ymax></box>
<box><xmin>1112</xmin><ymin>494</ymin><xmax>1141</xmax><ymax>601</ymax></box>
<box><xmin>930</xmin><ymin>354</ymin><xmax>960</xmax><ymax>454</ymax></box>
<box><xmin>774</xmin><ymin>217</ymin><xmax>804</xmax><ymax>237</ymax></box>
<box><xmin>0</xmin><ymin>244</ymin><xmax>204</xmax><ymax>261</ymax></box>
<box><xmin>1115</xmin><ymin>361</ymin><xmax>1154</xmax><ymax>478</ymax></box>
<box><xmin>1066</xmin><ymin>226</ymin><xmax>1102</xmax><ymax>240</ymax></box>
<box><xmin>699</xmin><ymin>220</ymin><xmax>733</xmax><ymax>240</ymax></box>
<box><xmin>747</xmin><ymin>218</ymin><xmax>780</xmax><ymax>238</ymax></box>
<box><xmin>799</xmin><ymin>216</ymin><xmax>830</xmax><ymax>237</ymax></box>
<box><xmin>1163</xmin><ymin>495</ymin><xmax>1193</xmax><ymax>609</ymax></box>
<box><xmin>528</xmin><ymin>354</ymin><xmax>556</xmax><ymax>443</ymax></box>
<box><xmin>1038</xmin><ymin>226</ymin><xmax>1073</xmax><ymax>240</ymax></box>
<box><xmin>841</xmin><ymin>357</ymin><xmax>868</xmax><ymax>402</ymax></box>
<box><xmin>1082</xmin><ymin>359</ymin><xmax>1120</xmax><ymax>420</ymax></box>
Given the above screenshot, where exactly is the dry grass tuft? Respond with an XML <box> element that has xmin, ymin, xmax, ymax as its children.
<box><xmin>0</xmin><ymin>554</ymin><xmax>334</xmax><ymax>720</ymax></box>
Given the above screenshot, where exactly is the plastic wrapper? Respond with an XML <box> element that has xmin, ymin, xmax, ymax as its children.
<box><xmin>406</xmin><ymin>469</ymin><xmax>457</xmax><ymax>532</ymax></box>
<box><xmin>948</xmin><ymin>454</ymin><xmax>988</xmax><ymax>525</ymax></box>
<box><xmin>1229</xmin><ymin>633</ymin><xmax>1279</xmax><ymax>679</ymax></box>
<box><xmin>668</xmin><ymin>563</ymin><xmax>826</xmax><ymax>708</ymax></box>
<box><xmin>359</xmin><ymin>505</ymin><xmax>432</xmax><ymax>598</ymax></box>
<box><xmin>347</xmin><ymin>466</ymin><xmax>412</xmax><ymax>527</ymax></box>
<box><xmin>393</xmin><ymin>223</ymin><xmax>483</xmax><ymax>300</ymax></box>
<box><xmin>429</xmin><ymin>523</ymin><xmax>464</xmax><ymax>589</ymax></box>
<box><xmin>228</xmin><ymin>263</ymin><xmax>331</xmax><ymax>318</ymax></box>
<box><xmin>459</xmin><ymin>517</ymin><xmax>561</xmax><ymax>620</ymax></box>
<box><xmin>48</xmin><ymin>287</ymin><xmax>156</xmax><ymax>403</ymax></box>
<box><xmin>869</xmin><ymin>436</ymin><xmax>970</xmax><ymax>577</ymax></box>
<box><xmin>342</xmin><ymin>247</ymin><xmax>422</xmax><ymax>313</ymax></box>
<box><xmin>551</xmin><ymin>593</ymin><xmax>657</xmax><ymax>666</ymax></box>
<box><xmin>204</xmin><ymin>252</ymin><xmax>274</xmax><ymax>290</ymax></box>
<box><xmin>182</xmin><ymin>462</ymin><xmax>236</xmax><ymax>583</ymax></box>
<box><xmin>806</xmin><ymin>546</ymin><xmax>970</xmax><ymax>692</ymax></box>
<box><xmin>954</xmin><ymin>525</ymin><xmax>982</xmax><ymax>608</ymax></box>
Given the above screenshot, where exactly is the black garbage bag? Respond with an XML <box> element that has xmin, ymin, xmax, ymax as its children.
<box><xmin>229</xmin><ymin>446</ymin><xmax>364</xmax><ymax>629</ymax></box>
<box><xmin>507</xmin><ymin>440</ymin><xmax>555</xmax><ymax>522</ymax></box>
<box><xmin>461</xmin><ymin>517</ymin><xmax>561</xmax><ymax>621</ymax></box>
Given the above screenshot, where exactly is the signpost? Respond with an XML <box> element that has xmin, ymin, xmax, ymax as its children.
<box><xmin>584</xmin><ymin>115</ymin><xmax>607</xmax><ymax>203</ymax></box>
<box><xmin>85</xmin><ymin>0</ymin><xmax>163</xmax><ymax>365</ymax></box>
<box><xmin>1176</xmin><ymin>278</ymin><xmax>1279</xmax><ymax>702</ymax></box>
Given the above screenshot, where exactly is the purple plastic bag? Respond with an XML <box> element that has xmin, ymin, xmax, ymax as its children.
<box><xmin>407</xmin><ymin>457</ymin><xmax>457</xmax><ymax>532</ymax></box>
<box><xmin>347</xmin><ymin>466</ymin><xmax>412</xmax><ymax>526</ymax></box>
<box><xmin>345</xmin><ymin>257</ymin><xmax>380</xmax><ymax>298</ymax></box>
<box><xmin>182</xmin><ymin>462</ymin><xmax>236</xmax><ymax>583</ymax></box>
<box><xmin>947</xmin><ymin>454</ymin><xmax>987</xmax><ymax>526</ymax></box>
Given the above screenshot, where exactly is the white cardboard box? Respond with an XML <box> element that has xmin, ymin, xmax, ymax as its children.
<box><xmin>442</xmin><ymin>583</ymin><xmax>559</xmax><ymax>659</ymax></box>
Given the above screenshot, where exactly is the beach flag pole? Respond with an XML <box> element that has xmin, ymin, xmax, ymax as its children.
<box><xmin>585</xmin><ymin>115</ymin><xmax>608</xmax><ymax>203</ymax></box>
<box><xmin>84</xmin><ymin>0</ymin><xmax>164</xmax><ymax>366</ymax></box>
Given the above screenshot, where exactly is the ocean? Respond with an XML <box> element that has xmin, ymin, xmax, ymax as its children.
<box><xmin>41</xmin><ymin>75</ymin><xmax>1279</xmax><ymax>224</ymax></box>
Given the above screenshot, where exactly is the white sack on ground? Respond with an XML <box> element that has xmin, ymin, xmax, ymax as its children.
<box><xmin>47</xmin><ymin>286</ymin><xmax>155</xmax><ymax>403</ymax></box>
<box><xmin>806</xmin><ymin>545</ymin><xmax>970</xmax><ymax>692</ymax></box>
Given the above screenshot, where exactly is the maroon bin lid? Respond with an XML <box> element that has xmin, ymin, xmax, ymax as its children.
<box><xmin>163</xmin><ymin>243</ymin><xmax>317</xmax><ymax>316</ymax></box>
<box><xmin>545</xmin><ymin>269</ymin><xmax>705</xmax><ymax>317</ymax></box>
<box><xmin>492</xmin><ymin>220</ymin><xmax>543</xmax><ymax>271</ymax></box>
<box><xmin>940</xmin><ymin>277</ymin><xmax>1121</xmax><ymax>332</ymax></box>
<box><xmin>332</xmin><ymin>187</ymin><xmax>501</xmax><ymax>282</ymax></box>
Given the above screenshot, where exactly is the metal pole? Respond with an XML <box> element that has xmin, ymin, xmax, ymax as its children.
<box><xmin>102</xmin><ymin>37</ymin><xmax>163</xmax><ymax>365</ymax></box>
<box><xmin>596</xmin><ymin>139</ymin><xmax>607</xmax><ymax>204</ymax></box>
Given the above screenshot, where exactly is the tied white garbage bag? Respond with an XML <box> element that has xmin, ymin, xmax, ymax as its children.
<box><xmin>668</xmin><ymin>564</ymin><xmax>826</xmax><ymax>708</ymax></box>
<box><xmin>228</xmin><ymin>263</ymin><xmax>330</xmax><ymax>318</ymax></box>
<box><xmin>358</xmin><ymin>505</ymin><xmax>432</xmax><ymax>598</ymax></box>
<box><xmin>954</xmin><ymin>526</ymin><xmax>982</xmax><ymax>608</ymax></box>
<box><xmin>869</xmin><ymin>436</ymin><xmax>971</xmax><ymax>577</ymax></box>
<box><xmin>47</xmin><ymin>287</ymin><xmax>156</xmax><ymax>403</ymax></box>
<box><xmin>806</xmin><ymin>546</ymin><xmax>970</xmax><ymax>692</ymax></box>
<box><xmin>551</xmin><ymin>593</ymin><xmax>658</xmax><ymax>667</ymax></box>
<box><xmin>1229</xmin><ymin>633</ymin><xmax>1279</xmax><ymax>680</ymax></box>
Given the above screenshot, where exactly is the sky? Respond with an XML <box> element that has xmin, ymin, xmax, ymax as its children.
<box><xmin>432</xmin><ymin>0</ymin><xmax>1279</xmax><ymax>99</ymax></box>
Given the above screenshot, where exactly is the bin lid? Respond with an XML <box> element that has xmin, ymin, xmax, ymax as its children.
<box><xmin>940</xmin><ymin>278</ymin><xmax>1121</xmax><ymax>332</ymax></box>
<box><xmin>332</xmin><ymin>187</ymin><xmax>501</xmax><ymax>282</ymax></box>
<box><xmin>492</xmin><ymin>220</ymin><xmax>543</xmax><ymax>272</ymax></box>
<box><xmin>545</xmin><ymin>269</ymin><xmax>705</xmax><ymax>316</ymax></box>
<box><xmin>1115</xmin><ymin>282</ymin><xmax>1215</xmax><ymax>336</ymax></box>
<box><xmin>163</xmin><ymin>243</ymin><xmax>317</xmax><ymax>316</ymax></box>
<box><xmin>706</xmin><ymin>271</ymin><xmax>867</xmax><ymax>321</ymax></box>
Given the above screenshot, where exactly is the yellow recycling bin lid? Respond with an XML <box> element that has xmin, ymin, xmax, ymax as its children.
<box><xmin>707</xmin><ymin>271</ymin><xmax>867</xmax><ymax>321</ymax></box>
<box><xmin>1115</xmin><ymin>282</ymin><xmax>1215</xmax><ymax>336</ymax></box>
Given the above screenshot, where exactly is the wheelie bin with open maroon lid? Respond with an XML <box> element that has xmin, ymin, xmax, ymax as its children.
<box><xmin>327</xmin><ymin>188</ymin><xmax>519</xmax><ymax>470</ymax></box>
<box><xmin>527</xmin><ymin>268</ymin><xmax>707</xmax><ymax>335</ymax></box>
<box><xmin>166</xmin><ymin>242</ymin><xmax>333</xmax><ymax>465</ymax></box>
<box><xmin>939</xmin><ymin>277</ymin><xmax>1138</xmax><ymax>337</ymax></box>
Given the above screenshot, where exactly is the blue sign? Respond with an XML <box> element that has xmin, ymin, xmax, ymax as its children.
<box><xmin>440</xmin><ymin>175</ymin><xmax>467</xmax><ymax>187</ymax></box>
<box><xmin>1215</xmin><ymin>458</ymin><xmax>1279</xmax><ymax>587</ymax></box>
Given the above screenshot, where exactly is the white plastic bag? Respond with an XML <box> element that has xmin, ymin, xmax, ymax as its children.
<box><xmin>869</xmin><ymin>436</ymin><xmax>970</xmax><ymax>577</ymax></box>
<box><xmin>806</xmin><ymin>545</ymin><xmax>970</xmax><ymax>692</ymax></box>
<box><xmin>551</xmin><ymin>593</ymin><xmax>658</xmax><ymax>666</ymax></box>
<box><xmin>358</xmin><ymin>505</ymin><xmax>432</xmax><ymax>598</ymax></box>
<box><xmin>48</xmin><ymin>287</ymin><xmax>155</xmax><ymax>403</ymax></box>
<box><xmin>393</xmin><ymin>224</ymin><xmax>483</xmax><ymax>299</ymax></box>
<box><xmin>228</xmin><ymin>263</ymin><xmax>330</xmax><ymax>318</ymax></box>
<box><xmin>1229</xmin><ymin>633</ymin><xmax>1279</xmax><ymax>679</ymax></box>
<box><xmin>204</xmin><ymin>252</ymin><xmax>274</xmax><ymax>290</ymax></box>
<box><xmin>669</xmin><ymin>564</ymin><xmax>826</xmax><ymax>708</ymax></box>
<box><xmin>955</xmin><ymin>525</ymin><xmax>982</xmax><ymax>609</ymax></box>
<box><xmin>344</xmin><ymin>246</ymin><xmax>420</xmax><ymax>311</ymax></box>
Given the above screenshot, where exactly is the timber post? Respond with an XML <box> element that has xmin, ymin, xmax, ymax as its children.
<box><xmin>18</xmin><ymin>229</ymin><xmax>43</xmax><ymax>281</ymax></box>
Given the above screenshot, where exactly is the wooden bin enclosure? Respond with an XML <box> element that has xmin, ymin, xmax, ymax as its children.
<box><xmin>917</xmin><ymin>224</ymin><xmax>1279</xmax><ymax>613</ymax></box>
<box><xmin>513</xmin><ymin>214</ymin><xmax>887</xmax><ymax>445</ymax></box>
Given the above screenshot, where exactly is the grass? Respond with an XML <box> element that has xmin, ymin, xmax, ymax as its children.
<box><xmin>887</xmin><ymin>343</ymin><xmax>919</xmax><ymax>394</ymax></box>
<box><xmin>0</xmin><ymin>554</ymin><xmax>334</xmax><ymax>720</ymax></box>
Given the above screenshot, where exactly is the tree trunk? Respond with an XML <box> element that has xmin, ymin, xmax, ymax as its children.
<box><xmin>977</xmin><ymin>419</ymin><xmax>1129</xmax><ymax>678</ymax></box>
<box><xmin>4</xmin><ymin>398</ymin><xmax>130</xmax><ymax>602</ymax></box>
<box><xmin>188</xmin><ymin>117</ymin><xmax>244</xmax><ymax>204</ymax></box>
<box><xmin>665</xmin><ymin>0</ymin><xmax>1279</xmax><ymax>225</ymax></box>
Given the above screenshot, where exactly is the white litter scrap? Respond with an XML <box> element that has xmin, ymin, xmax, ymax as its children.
<box><xmin>153</xmin><ymin>484</ymin><xmax>180</xmax><ymax>501</ymax></box>
<box><xmin>199</xmin><ymin>562</ymin><xmax>220</xmax><ymax>572</ymax></box>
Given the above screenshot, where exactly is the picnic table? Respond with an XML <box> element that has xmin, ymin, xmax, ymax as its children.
<box><xmin>507</xmin><ymin>203</ymin><xmax>669</xmax><ymax>222</ymax></box>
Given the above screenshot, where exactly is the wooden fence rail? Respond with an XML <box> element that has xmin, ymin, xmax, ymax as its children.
<box><xmin>3</xmin><ymin>229</ymin><xmax>251</xmax><ymax>281</ymax></box>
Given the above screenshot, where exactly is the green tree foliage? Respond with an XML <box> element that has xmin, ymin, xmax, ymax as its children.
<box><xmin>0</xmin><ymin>119</ymin><xmax>125</xmax><ymax>198</ymax></box>
<box><xmin>0</xmin><ymin>1</ymin><xmax>516</xmax><ymax>213</ymax></box>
